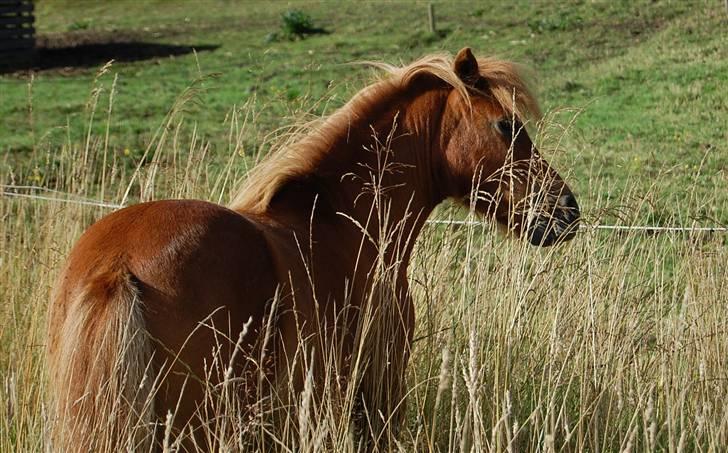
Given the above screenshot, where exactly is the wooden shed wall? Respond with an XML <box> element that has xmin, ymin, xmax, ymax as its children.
<box><xmin>0</xmin><ymin>0</ymin><xmax>35</xmax><ymax>62</ymax></box>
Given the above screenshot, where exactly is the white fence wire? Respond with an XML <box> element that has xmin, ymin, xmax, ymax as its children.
<box><xmin>426</xmin><ymin>219</ymin><xmax>728</xmax><ymax>233</ymax></box>
<box><xmin>2</xmin><ymin>185</ymin><xmax>727</xmax><ymax>234</ymax></box>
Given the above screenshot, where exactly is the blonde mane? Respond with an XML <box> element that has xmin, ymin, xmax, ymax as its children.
<box><xmin>229</xmin><ymin>51</ymin><xmax>541</xmax><ymax>214</ymax></box>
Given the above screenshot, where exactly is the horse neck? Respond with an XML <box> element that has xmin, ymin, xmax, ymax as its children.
<box><xmin>269</xmin><ymin>84</ymin><xmax>450</xmax><ymax>272</ymax></box>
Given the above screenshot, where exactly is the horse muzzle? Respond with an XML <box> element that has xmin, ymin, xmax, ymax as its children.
<box><xmin>526</xmin><ymin>192</ymin><xmax>580</xmax><ymax>247</ymax></box>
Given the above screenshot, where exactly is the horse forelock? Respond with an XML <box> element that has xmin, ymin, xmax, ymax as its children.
<box><xmin>229</xmin><ymin>51</ymin><xmax>541</xmax><ymax>215</ymax></box>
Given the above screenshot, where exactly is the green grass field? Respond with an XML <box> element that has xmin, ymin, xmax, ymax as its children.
<box><xmin>1</xmin><ymin>1</ymin><xmax>727</xmax><ymax>451</ymax></box>
<box><xmin>2</xmin><ymin>0</ymin><xmax>726</xmax><ymax>223</ymax></box>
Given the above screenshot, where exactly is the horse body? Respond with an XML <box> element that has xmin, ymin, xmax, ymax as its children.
<box><xmin>48</xmin><ymin>201</ymin><xmax>274</xmax><ymax>434</ymax></box>
<box><xmin>49</xmin><ymin>85</ymin><xmax>438</xmax><ymax>445</ymax></box>
<box><xmin>48</xmin><ymin>48</ymin><xmax>580</xmax><ymax>450</ymax></box>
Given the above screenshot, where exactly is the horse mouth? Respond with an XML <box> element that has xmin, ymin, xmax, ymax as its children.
<box><xmin>526</xmin><ymin>193</ymin><xmax>580</xmax><ymax>247</ymax></box>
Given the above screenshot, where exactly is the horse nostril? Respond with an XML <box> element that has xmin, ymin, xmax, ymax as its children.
<box><xmin>559</xmin><ymin>193</ymin><xmax>580</xmax><ymax>219</ymax></box>
<box><xmin>559</xmin><ymin>193</ymin><xmax>578</xmax><ymax>210</ymax></box>
<box><xmin>557</xmin><ymin>193</ymin><xmax>580</xmax><ymax>241</ymax></box>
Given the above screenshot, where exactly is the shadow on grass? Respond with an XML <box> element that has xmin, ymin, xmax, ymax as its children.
<box><xmin>1</xmin><ymin>41</ymin><xmax>219</xmax><ymax>74</ymax></box>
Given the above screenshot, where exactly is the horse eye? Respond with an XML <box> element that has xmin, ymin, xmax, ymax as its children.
<box><xmin>496</xmin><ymin>119</ymin><xmax>513</xmax><ymax>135</ymax></box>
<box><xmin>496</xmin><ymin>119</ymin><xmax>522</xmax><ymax>137</ymax></box>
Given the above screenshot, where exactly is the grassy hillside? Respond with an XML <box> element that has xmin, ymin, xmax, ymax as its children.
<box><xmin>1</xmin><ymin>0</ymin><xmax>726</xmax><ymax>223</ymax></box>
<box><xmin>1</xmin><ymin>1</ymin><xmax>727</xmax><ymax>451</ymax></box>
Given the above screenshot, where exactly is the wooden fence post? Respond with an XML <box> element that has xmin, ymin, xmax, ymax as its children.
<box><xmin>428</xmin><ymin>3</ymin><xmax>436</xmax><ymax>34</ymax></box>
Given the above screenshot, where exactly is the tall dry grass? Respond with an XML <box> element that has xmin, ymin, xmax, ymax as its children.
<box><xmin>1</xmin><ymin>70</ymin><xmax>726</xmax><ymax>452</ymax></box>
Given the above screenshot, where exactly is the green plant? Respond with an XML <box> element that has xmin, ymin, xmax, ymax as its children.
<box><xmin>527</xmin><ymin>11</ymin><xmax>583</xmax><ymax>33</ymax></box>
<box><xmin>280</xmin><ymin>9</ymin><xmax>327</xmax><ymax>39</ymax></box>
<box><xmin>67</xmin><ymin>18</ymin><xmax>93</xmax><ymax>31</ymax></box>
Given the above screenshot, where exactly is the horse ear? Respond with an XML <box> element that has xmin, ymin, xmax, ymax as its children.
<box><xmin>453</xmin><ymin>47</ymin><xmax>479</xmax><ymax>85</ymax></box>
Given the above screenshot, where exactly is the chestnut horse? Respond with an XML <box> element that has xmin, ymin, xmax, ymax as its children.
<box><xmin>47</xmin><ymin>48</ymin><xmax>579</xmax><ymax>451</ymax></box>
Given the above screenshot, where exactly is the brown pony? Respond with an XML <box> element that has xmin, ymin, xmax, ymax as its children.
<box><xmin>47</xmin><ymin>48</ymin><xmax>579</xmax><ymax>451</ymax></box>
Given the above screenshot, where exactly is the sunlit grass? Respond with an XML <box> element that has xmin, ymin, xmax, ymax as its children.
<box><xmin>1</xmin><ymin>71</ymin><xmax>726</xmax><ymax>451</ymax></box>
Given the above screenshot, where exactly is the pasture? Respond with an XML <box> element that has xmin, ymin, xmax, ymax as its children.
<box><xmin>1</xmin><ymin>1</ymin><xmax>726</xmax><ymax>451</ymax></box>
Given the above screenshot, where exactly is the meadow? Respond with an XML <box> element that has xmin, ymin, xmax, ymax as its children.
<box><xmin>1</xmin><ymin>1</ymin><xmax>726</xmax><ymax>451</ymax></box>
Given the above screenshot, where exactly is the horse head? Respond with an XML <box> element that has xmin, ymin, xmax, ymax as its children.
<box><xmin>440</xmin><ymin>48</ymin><xmax>580</xmax><ymax>246</ymax></box>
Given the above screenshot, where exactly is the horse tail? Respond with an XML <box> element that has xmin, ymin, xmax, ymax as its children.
<box><xmin>47</xmin><ymin>265</ymin><xmax>155</xmax><ymax>452</ymax></box>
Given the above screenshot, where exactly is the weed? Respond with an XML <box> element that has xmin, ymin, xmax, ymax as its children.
<box><xmin>281</xmin><ymin>9</ymin><xmax>328</xmax><ymax>40</ymax></box>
